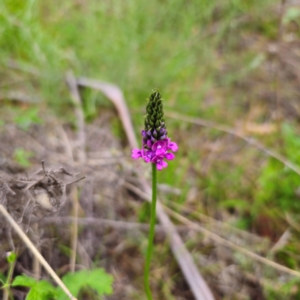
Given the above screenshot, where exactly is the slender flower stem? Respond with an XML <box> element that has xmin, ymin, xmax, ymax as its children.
<box><xmin>144</xmin><ymin>163</ymin><xmax>157</xmax><ymax>300</ymax></box>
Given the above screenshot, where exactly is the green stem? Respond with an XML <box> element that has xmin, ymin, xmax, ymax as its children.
<box><xmin>3</xmin><ymin>257</ymin><xmax>16</xmax><ymax>300</ymax></box>
<box><xmin>144</xmin><ymin>163</ymin><xmax>157</xmax><ymax>300</ymax></box>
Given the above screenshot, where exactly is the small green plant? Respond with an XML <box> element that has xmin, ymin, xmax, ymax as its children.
<box><xmin>13</xmin><ymin>148</ymin><xmax>33</xmax><ymax>167</ymax></box>
<box><xmin>1</xmin><ymin>251</ymin><xmax>17</xmax><ymax>300</ymax></box>
<box><xmin>14</xmin><ymin>107</ymin><xmax>43</xmax><ymax>131</ymax></box>
<box><xmin>12</xmin><ymin>275</ymin><xmax>57</xmax><ymax>300</ymax></box>
<box><xmin>12</xmin><ymin>268</ymin><xmax>113</xmax><ymax>300</ymax></box>
<box><xmin>56</xmin><ymin>269</ymin><xmax>113</xmax><ymax>299</ymax></box>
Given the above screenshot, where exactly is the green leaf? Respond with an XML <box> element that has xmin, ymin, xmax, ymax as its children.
<box><xmin>57</xmin><ymin>268</ymin><xmax>113</xmax><ymax>299</ymax></box>
<box><xmin>12</xmin><ymin>276</ymin><xmax>56</xmax><ymax>300</ymax></box>
<box><xmin>26</xmin><ymin>280</ymin><xmax>57</xmax><ymax>300</ymax></box>
<box><xmin>12</xmin><ymin>275</ymin><xmax>36</xmax><ymax>288</ymax></box>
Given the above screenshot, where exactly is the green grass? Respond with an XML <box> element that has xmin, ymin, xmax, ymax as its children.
<box><xmin>0</xmin><ymin>0</ymin><xmax>275</xmax><ymax>115</ymax></box>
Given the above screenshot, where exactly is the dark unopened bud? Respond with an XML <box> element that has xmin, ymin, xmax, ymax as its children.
<box><xmin>144</xmin><ymin>90</ymin><xmax>168</xmax><ymax>141</ymax></box>
<box><xmin>146</xmin><ymin>106</ymin><xmax>152</xmax><ymax>114</ymax></box>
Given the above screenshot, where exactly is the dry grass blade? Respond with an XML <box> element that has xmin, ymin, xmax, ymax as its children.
<box><xmin>42</xmin><ymin>216</ymin><xmax>189</xmax><ymax>232</ymax></box>
<box><xmin>165</xmin><ymin>198</ymin><xmax>270</xmax><ymax>250</ymax></box>
<box><xmin>65</xmin><ymin>71</ymin><xmax>87</xmax><ymax>273</ymax></box>
<box><xmin>76</xmin><ymin>77</ymin><xmax>138</xmax><ymax>148</ymax></box>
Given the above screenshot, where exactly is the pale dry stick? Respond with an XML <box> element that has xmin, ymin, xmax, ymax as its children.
<box><xmin>0</xmin><ymin>204</ymin><xmax>77</xmax><ymax>300</ymax></box>
<box><xmin>41</xmin><ymin>216</ymin><xmax>189</xmax><ymax>233</ymax></box>
<box><xmin>125</xmin><ymin>183</ymin><xmax>300</xmax><ymax>279</ymax></box>
<box><xmin>76</xmin><ymin>77</ymin><xmax>215</xmax><ymax>300</ymax></box>
<box><xmin>69</xmin><ymin>187</ymin><xmax>79</xmax><ymax>273</ymax></box>
<box><xmin>0</xmin><ymin>91</ymin><xmax>39</xmax><ymax>103</ymax></box>
<box><xmin>56</xmin><ymin>125</ymin><xmax>74</xmax><ymax>159</ymax></box>
<box><xmin>166</xmin><ymin>112</ymin><xmax>300</xmax><ymax>176</ymax></box>
<box><xmin>66</xmin><ymin>72</ymin><xmax>86</xmax><ymax>162</ymax></box>
<box><xmin>269</xmin><ymin>228</ymin><xmax>291</xmax><ymax>254</ymax></box>
<box><xmin>66</xmin><ymin>71</ymin><xmax>87</xmax><ymax>273</ymax></box>
<box><xmin>165</xmin><ymin>199</ymin><xmax>270</xmax><ymax>248</ymax></box>
<box><xmin>32</xmin><ymin>222</ymin><xmax>41</xmax><ymax>279</ymax></box>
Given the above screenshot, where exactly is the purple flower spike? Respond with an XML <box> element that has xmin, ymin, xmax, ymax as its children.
<box><xmin>132</xmin><ymin>149</ymin><xmax>143</xmax><ymax>159</ymax></box>
<box><xmin>131</xmin><ymin>90</ymin><xmax>178</xmax><ymax>170</ymax></box>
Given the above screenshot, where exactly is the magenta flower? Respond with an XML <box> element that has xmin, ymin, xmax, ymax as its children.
<box><xmin>132</xmin><ymin>148</ymin><xmax>143</xmax><ymax>160</ymax></box>
<box><xmin>132</xmin><ymin>138</ymin><xmax>178</xmax><ymax>171</ymax></box>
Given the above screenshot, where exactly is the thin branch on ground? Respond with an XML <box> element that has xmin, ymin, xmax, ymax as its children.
<box><xmin>41</xmin><ymin>216</ymin><xmax>189</xmax><ymax>232</ymax></box>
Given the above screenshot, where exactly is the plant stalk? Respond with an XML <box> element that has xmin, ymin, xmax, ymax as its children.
<box><xmin>144</xmin><ymin>163</ymin><xmax>157</xmax><ymax>300</ymax></box>
<box><xmin>3</xmin><ymin>256</ymin><xmax>16</xmax><ymax>300</ymax></box>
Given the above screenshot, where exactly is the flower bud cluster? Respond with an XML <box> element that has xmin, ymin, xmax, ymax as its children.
<box><xmin>143</xmin><ymin>90</ymin><xmax>167</xmax><ymax>148</ymax></box>
<box><xmin>132</xmin><ymin>90</ymin><xmax>178</xmax><ymax>170</ymax></box>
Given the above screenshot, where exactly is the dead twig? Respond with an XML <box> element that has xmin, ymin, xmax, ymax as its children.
<box><xmin>76</xmin><ymin>77</ymin><xmax>138</xmax><ymax>149</ymax></box>
<box><xmin>40</xmin><ymin>216</ymin><xmax>189</xmax><ymax>232</ymax></box>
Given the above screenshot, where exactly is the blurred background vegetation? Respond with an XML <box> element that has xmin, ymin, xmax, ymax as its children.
<box><xmin>2</xmin><ymin>0</ymin><xmax>300</xmax><ymax>298</ymax></box>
